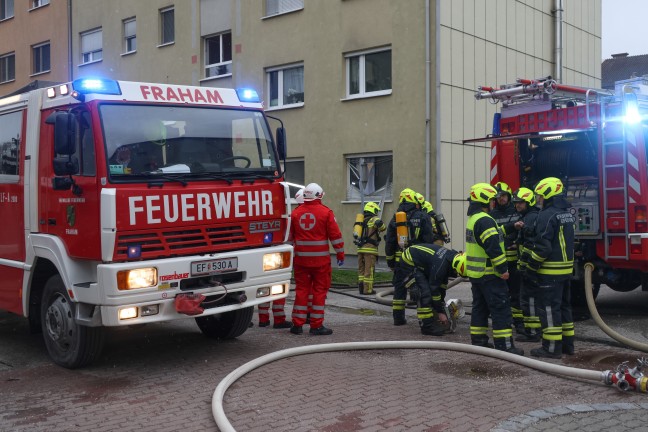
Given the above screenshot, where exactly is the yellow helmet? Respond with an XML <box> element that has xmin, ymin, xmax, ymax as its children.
<box><xmin>422</xmin><ymin>201</ymin><xmax>434</xmax><ymax>213</ymax></box>
<box><xmin>494</xmin><ymin>181</ymin><xmax>512</xmax><ymax>197</ymax></box>
<box><xmin>414</xmin><ymin>193</ymin><xmax>426</xmax><ymax>206</ymax></box>
<box><xmin>364</xmin><ymin>201</ymin><xmax>380</xmax><ymax>215</ymax></box>
<box><xmin>469</xmin><ymin>183</ymin><xmax>498</xmax><ymax>204</ymax></box>
<box><xmin>399</xmin><ymin>188</ymin><xmax>417</xmax><ymax>204</ymax></box>
<box><xmin>512</xmin><ymin>187</ymin><xmax>536</xmax><ymax>207</ymax></box>
<box><xmin>451</xmin><ymin>252</ymin><xmax>467</xmax><ymax>277</ymax></box>
<box><xmin>534</xmin><ymin>177</ymin><xmax>564</xmax><ymax>199</ymax></box>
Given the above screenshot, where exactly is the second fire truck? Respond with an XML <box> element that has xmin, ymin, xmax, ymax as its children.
<box><xmin>469</xmin><ymin>76</ymin><xmax>648</xmax><ymax>303</ymax></box>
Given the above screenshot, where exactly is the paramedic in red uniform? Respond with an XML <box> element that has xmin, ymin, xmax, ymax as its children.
<box><xmin>289</xmin><ymin>183</ymin><xmax>344</xmax><ymax>336</ymax></box>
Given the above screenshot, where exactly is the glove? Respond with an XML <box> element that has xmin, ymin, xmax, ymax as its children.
<box><xmin>337</xmin><ymin>260</ymin><xmax>344</xmax><ymax>267</ymax></box>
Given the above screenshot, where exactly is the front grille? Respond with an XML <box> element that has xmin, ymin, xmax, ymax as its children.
<box><xmin>115</xmin><ymin>224</ymin><xmax>247</xmax><ymax>260</ymax></box>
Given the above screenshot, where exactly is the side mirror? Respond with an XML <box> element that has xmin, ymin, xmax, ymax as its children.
<box><xmin>276</xmin><ymin>127</ymin><xmax>286</xmax><ymax>160</ymax></box>
<box><xmin>48</xmin><ymin>112</ymin><xmax>77</xmax><ymax>156</ymax></box>
<box><xmin>53</xmin><ymin>156</ymin><xmax>79</xmax><ymax>176</ymax></box>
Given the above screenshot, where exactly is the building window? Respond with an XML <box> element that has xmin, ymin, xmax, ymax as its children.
<box><xmin>32</xmin><ymin>42</ymin><xmax>50</xmax><ymax>74</ymax></box>
<box><xmin>80</xmin><ymin>29</ymin><xmax>102</xmax><ymax>64</ymax></box>
<box><xmin>267</xmin><ymin>64</ymin><xmax>304</xmax><ymax>108</ymax></box>
<box><xmin>284</xmin><ymin>158</ymin><xmax>305</xmax><ymax>199</ymax></box>
<box><xmin>160</xmin><ymin>7</ymin><xmax>174</xmax><ymax>45</ymax></box>
<box><xmin>0</xmin><ymin>52</ymin><xmax>15</xmax><ymax>83</ymax></box>
<box><xmin>0</xmin><ymin>110</ymin><xmax>22</xmax><ymax>177</ymax></box>
<box><xmin>346</xmin><ymin>153</ymin><xmax>393</xmax><ymax>201</ymax></box>
<box><xmin>265</xmin><ymin>0</ymin><xmax>303</xmax><ymax>17</ymax></box>
<box><xmin>1</xmin><ymin>0</ymin><xmax>14</xmax><ymax>20</ymax></box>
<box><xmin>31</xmin><ymin>0</ymin><xmax>48</xmax><ymax>8</ymax></box>
<box><xmin>123</xmin><ymin>18</ymin><xmax>136</xmax><ymax>53</ymax></box>
<box><xmin>204</xmin><ymin>32</ymin><xmax>231</xmax><ymax>78</ymax></box>
<box><xmin>346</xmin><ymin>48</ymin><xmax>392</xmax><ymax>98</ymax></box>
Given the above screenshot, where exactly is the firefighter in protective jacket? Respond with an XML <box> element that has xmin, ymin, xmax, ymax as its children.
<box><xmin>525</xmin><ymin>177</ymin><xmax>576</xmax><ymax>358</ymax></box>
<box><xmin>490</xmin><ymin>182</ymin><xmax>524</xmax><ymax>335</ymax></box>
<box><xmin>355</xmin><ymin>201</ymin><xmax>386</xmax><ymax>295</ymax></box>
<box><xmin>511</xmin><ymin>187</ymin><xmax>542</xmax><ymax>342</ymax></box>
<box><xmin>289</xmin><ymin>183</ymin><xmax>344</xmax><ymax>336</ymax></box>
<box><xmin>465</xmin><ymin>183</ymin><xmax>523</xmax><ymax>355</ymax></box>
<box><xmin>399</xmin><ymin>244</ymin><xmax>467</xmax><ymax>335</ymax></box>
<box><xmin>385</xmin><ymin>188</ymin><xmax>435</xmax><ymax>325</ymax></box>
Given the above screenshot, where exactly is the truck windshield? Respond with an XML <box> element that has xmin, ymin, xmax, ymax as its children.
<box><xmin>99</xmin><ymin>104</ymin><xmax>278</xmax><ymax>178</ymax></box>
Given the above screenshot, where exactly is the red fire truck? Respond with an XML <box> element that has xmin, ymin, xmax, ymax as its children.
<box><xmin>468</xmin><ymin>76</ymin><xmax>648</xmax><ymax>304</ymax></box>
<box><xmin>0</xmin><ymin>78</ymin><xmax>293</xmax><ymax>368</ymax></box>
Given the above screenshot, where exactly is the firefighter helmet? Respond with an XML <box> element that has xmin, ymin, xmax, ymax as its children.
<box><xmin>534</xmin><ymin>177</ymin><xmax>564</xmax><ymax>199</ymax></box>
<box><xmin>422</xmin><ymin>201</ymin><xmax>434</xmax><ymax>214</ymax></box>
<box><xmin>399</xmin><ymin>188</ymin><xmax>417</xmax><ymax>204</ymax></box>
<box><xmin>494</xmin><ymin>181</ymin><xmax>512</xmax><ymax>198</ymax></box>
<box><xmin>303</xmin><ymin>183</ymin><xmax>324</xmax><ymax>201</ymax></box>
<box><xmin>295</xmin><ymin>188</ymin><xmax>305</xmax><ymax>204</ymax></box>
<box><xmin>414</xmin><ymin>192</ymin><xmax>426</xmax><ymax>206</ymax></box>
<box><xmin>364</xmin><ymin>201</ymin><xmax>380</xmax><ymax>215</ymax></box>
<box><xmin>512</xmin><ymin>187</ymin><xmax>536</xmax><ymax>207</ymax></box>
<box><xmin>451</xmin><ymin>252</ymin><xmax>467</xmax><ymax>277</ymax></box>
<box><xmin>469</xmin><ymin>183</ymin><xmax>498</xmax><ymax>204</ymax></box>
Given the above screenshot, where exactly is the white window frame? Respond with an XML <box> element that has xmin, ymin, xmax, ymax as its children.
<box><xmin>32</xmin><ymin>41</ymin><xmax>50</xmax><ymax>75</ymax></box>
<box><xmin>0</xmin><ymin>52</ymin><xmax>15</xmax><ymax>83</ymax></box>
<box><xmin>204</xmin><ymin>32</ymin><xmax>232</xmax><ymax>79</ymax></box>
<box><xmin>1</xmin><ymin>0</ymin><xmax>14</xmax><ymax>20</ymax></box>
<box><xmin>283</xmin><ymin>158</ymin><xmax>305</xmax><ymax>203</ymax></box>
<box><xmin>345</xmin><ymin>152</ymin><xmax>393</xmax><ymax>203</ymax></box>
<box><xmin>80</xmin><ymin>28</ymin><xmax>103</xmax><ymax>65</ymax></box>
<box><xmin>30</xmin><ymin>0</ymin><xmax>48</xmax><ymax>10</ymax></box>
<box><xmin>264</xmin><ymin>0</ymin><xmax>303</xmax><ymax>18</ymax></box>
<box><xmin>160</xmin><ymin>6</ymin><xmax>175</xmax><ymax>46</ymax></box>
<box><xmin>266</xmin><ymin>63</ymin><xmax>304</xmax><ymax>110</ymax></box>
<box><xmin>345</xmin><ymin>47</ymin><xmax>392</xmax><ymax>99</ymax></box>
<box><xmin>123</xmin><ymin>17</ymin><xmax>136</xmax><ymax>54</ymax></box>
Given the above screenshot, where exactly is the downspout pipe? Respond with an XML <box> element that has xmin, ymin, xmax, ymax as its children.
<box><xmin>68</xmin><ymin>0</ymin><xmax>73</xmax><ymax>81</ymax></box>
<box><xmin>554</xmin><ymin>0</ymin><xmax>564</xmax><ymax>83</ymax></box>
<box><xmin>424</xmin><ymin>0</ymin><xmax>431</xmax><ymax>200</ymax></box>
<box><xmin>434</xmin><ymin>0</ymin><xmax>442</xmax><ymax>210</ymax></box>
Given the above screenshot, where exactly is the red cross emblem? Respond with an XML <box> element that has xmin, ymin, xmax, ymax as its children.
<box><xmin>299</xmin><ymin>213</ymin><xmax>317</xmax><ymax>231</ymax></box>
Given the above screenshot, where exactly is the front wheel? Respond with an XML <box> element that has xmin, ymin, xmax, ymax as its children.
<box><xmin>195</xmin><ymin>306</ymin><xmax>254</xmax><ymax>339</ymax></box>
<box><xmin>41</xmin><ymin>275</ymin><xmax>104</xmax><ymax>368</ymax></box>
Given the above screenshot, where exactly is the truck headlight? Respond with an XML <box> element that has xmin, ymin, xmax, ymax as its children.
<box><xmin>263</xmin><ymin>252</ymin><xmax>291</xmax><ymax>271</ymax></box>
<box><xmin>117</xmin><ymin>268</ymin><xmax>157</xmax><ymax>290</ymax></box>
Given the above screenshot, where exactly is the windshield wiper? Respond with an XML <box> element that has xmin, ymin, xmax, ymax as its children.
<box><xmin>236</xmin><ymin>173</ymin><xmax>277</xmax><ymax>184</ymax></box>
<box><xmin>182</xmin><ymin>172</ymin><xmax>234</xmax><ymax>184</ymax></box>
<box><xmin>134</xmin><ymin>172</ymin><xmax>189</xmax><ymax>187</ymax></box>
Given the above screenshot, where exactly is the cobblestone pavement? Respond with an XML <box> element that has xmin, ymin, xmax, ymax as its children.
<box><xmin>1</xmin><ymin>281</ymin><xmax>647</xmax><ymax>432</ymax></box>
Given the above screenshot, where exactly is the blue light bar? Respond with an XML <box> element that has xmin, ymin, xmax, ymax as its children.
<box><xmin>72</xmin><ymin>78</ymin><xmax>122</xmax><ymax>95</ymax></box>
<box><xmin>236</xmin><ymin>88</ymin><xmax>260</xmax><ymax>103</ymax></box>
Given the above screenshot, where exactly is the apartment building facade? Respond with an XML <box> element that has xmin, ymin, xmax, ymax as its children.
<box><xmin>0</xmin><ymin>0</ymin><xmax>601</xmax><ymax>254</ymax></box>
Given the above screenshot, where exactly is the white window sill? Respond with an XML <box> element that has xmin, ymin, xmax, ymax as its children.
<box><xmin>0</xmin><ymin>16</ymin><xmax>14</xmax><ymax>23</ymax></box>
<box><xmin>28</xmin><ymin>4</ymin><xmax>50</xmax><ymax>12</ymax></box>
<box><xmin>121</xmin><ymin>50</ymin><xmax>136</xmax><ymax>57</ymax></box>
<box><xmin>78</xmin><ymin>59</ymin><xmax>102</xmax><ymax>68</ymax></box>
<box><xmin>200</xmin><ymin>74</ymin><xmax>233</xmax><ymax>83</ymax></box>
<box><xmin>0</xmin><ymin>78</ymin><xmax>15</xmax><ymax>85</ymax></box>
<box><xmin>29</xmin><ymin>70</ymin><xmax>51</xmax><ymax>77</ymax></box>
<box><xmin>261</xmin><ymin>7</ymin><xmax>304</xmax><ymax>20</ymax></box>
<box><xmin>157</xmin><ymin>41</ymin><xmax>175</xmax><ymax>48</ymax></box>
<box><xmin>341</xmin><ymin>90</ymin><xmax>392</xmax><ymax>102</ymax></box>
<box><xmin>266</xmin><ymin>102</ymin><xmax>304</xmax><ymax>112</ymax></box>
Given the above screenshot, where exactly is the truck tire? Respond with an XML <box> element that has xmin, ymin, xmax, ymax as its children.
<box><xmin>41</xmin><ymin>275</ymin><xmax>104</xmax><ymax>368</ymax></box>
<box><xmin>195</xmin><ymin>306</ymin><xmax>254</xmax><ymax>339</ymax></box>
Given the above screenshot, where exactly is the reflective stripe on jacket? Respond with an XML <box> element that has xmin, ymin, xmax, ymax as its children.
<box><xmin>291</xmin><ymin>200</ymin><xmax>344</xmax><ymax>267</ymax></box>
<box><xmin>465</xmin><ymin>210</ymin><xmax>507</xmax><ymax>279</ymax></box>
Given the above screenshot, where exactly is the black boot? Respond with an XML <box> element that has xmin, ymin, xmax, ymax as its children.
<box><xmin>358</xmin><ymin>282</ymin><xmax>364</xmax><ymax>294</ymax></box>
<box><xmin>515</xmin><ymin>330</ymin><xmax>541</xmax><ymax>342</ymax></box>
<box><xmin>494</xmin><ymin>338</ymin><xmax>524</xmax><ymax>356</ymax></box>
<box><xmin>471</xmin><ymin>336</ymin><xmax>494</xmax><ymax>348</ymax></box>
<box><xmin>562</xmin><ymin>336</ymin><xmax>575</xmax><ymax>355</ymax></box>
<box><xmin>420</xmin><ymin>318</ymin><xmax>445</xmax><ymax>336</ymax></box>
<box><xmin>393</xmin><ymin>311</ymin><xmax>406</xmax><ymax>326</ymax></box>
<box><xmin>530</xmin><ymin>346</ymin><xmax>562</xmax><ymax>359</ymax></box>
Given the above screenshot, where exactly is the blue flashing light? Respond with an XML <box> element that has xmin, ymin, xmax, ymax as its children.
<box><xmin>127</xmin><ymin>244</ymin><xmax>142</xmax><ymax>259</ymax></box>
<box><xmin>72</xmin><ymin>78</ymin><xmax>122</xmax><ymax>95</ymax></box>
<box><xmin>263</xmin><ymin>233</ymin><xmax>273</xmax><ymax>244</ymax></box>
<box><xmin>236</xmin><ymin>88</ymin><xmax>260</xmax><ymax>103</ymax></box>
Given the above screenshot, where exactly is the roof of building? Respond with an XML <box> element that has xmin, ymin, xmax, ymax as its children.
<box><xmin>602</xmin><ymin>53</ymin><xmax>648</xmax><ymax>89</ymax></box>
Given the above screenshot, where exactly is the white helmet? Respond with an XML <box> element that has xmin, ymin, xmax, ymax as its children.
<box><xmin>303</xmin><ymin>183</ymin><xmax>324</xmax><ymax>201</ymax></box>
<box><xmin>295</xmin><ymin>188</ymin><xmax>305</xmax><ymax>204</ymax></box>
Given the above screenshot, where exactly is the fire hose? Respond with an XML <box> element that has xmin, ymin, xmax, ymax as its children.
<box><xmin>584</xmin><ymin>262</ymin><xmax>648</xmax><ymax>353</ymax></box>
<box><xmin>212</xmin><ymin>269</ymin><xmax>648</xmax><ymax>430</ymax></box>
